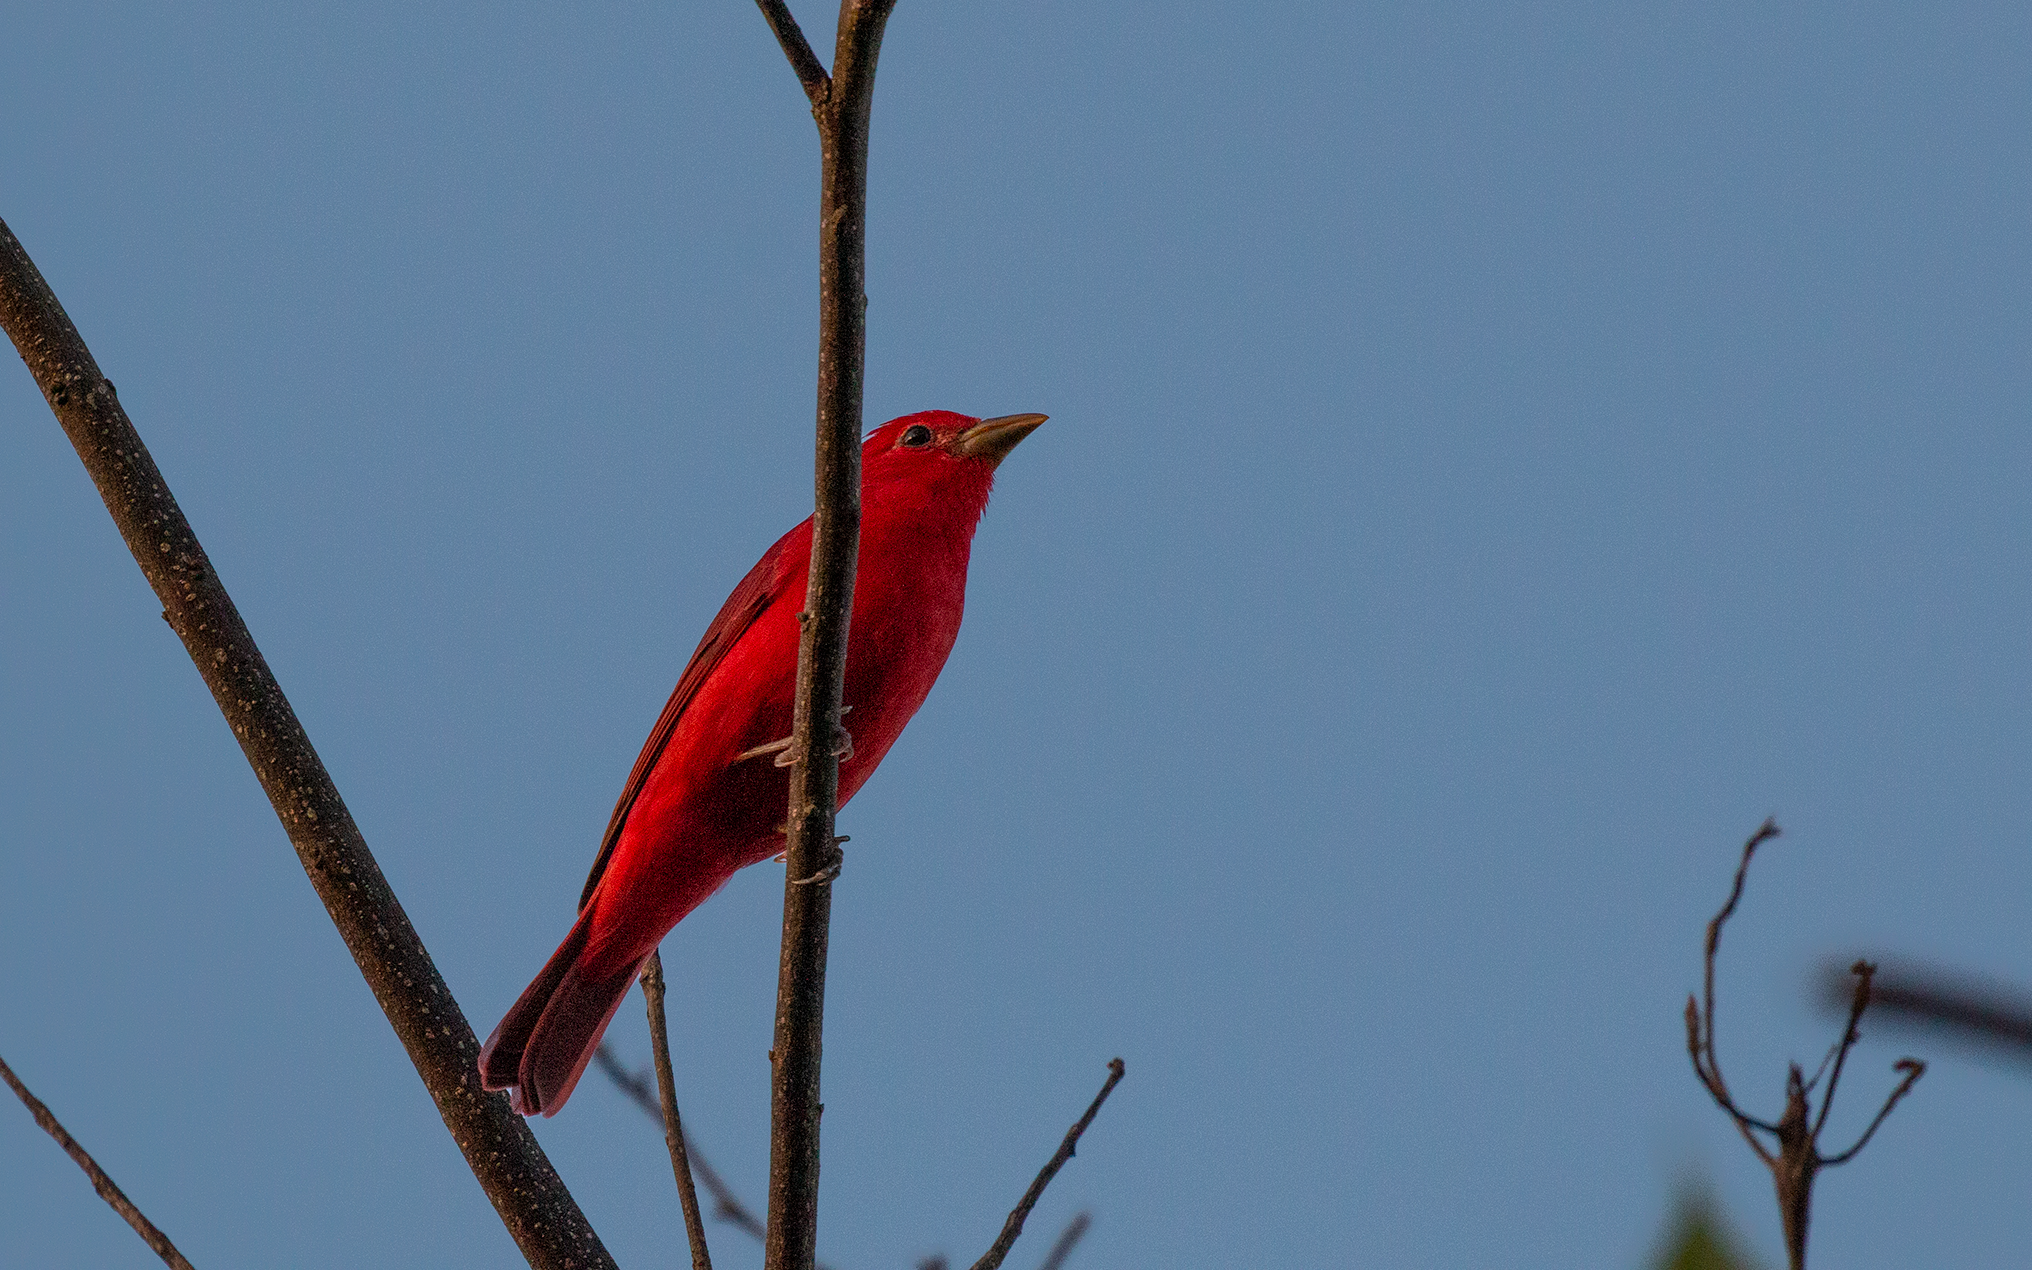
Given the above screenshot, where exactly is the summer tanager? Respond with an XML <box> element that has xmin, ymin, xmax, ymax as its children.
<box><xmin>480</xmin><ymin>410</ymin><xmax>1045</xmax><ymax>1115</ymax></box>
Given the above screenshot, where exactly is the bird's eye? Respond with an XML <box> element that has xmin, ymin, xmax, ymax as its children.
<box><xmin>900</xmin><ymin>424</ymin><xmax>933</xmax><ymax>448</ymax></box>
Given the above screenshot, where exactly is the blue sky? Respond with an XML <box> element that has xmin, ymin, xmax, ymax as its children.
<box><xmin>4</xmin><ymin>3</ymin><xmax>2030</xmax><ymax>1267</ymax></box>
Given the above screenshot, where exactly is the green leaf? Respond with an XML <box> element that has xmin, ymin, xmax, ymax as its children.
<box><xmin>1649</xmin><ymin>1191</ymin><xmax>1761</xmax><ymax>1270</ymax></box>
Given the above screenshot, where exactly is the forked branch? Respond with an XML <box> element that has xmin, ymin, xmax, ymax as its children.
<box><xmin>1683</xmin><ymin>821</ymin><xmax>1925</xmax><ymax>1270</ymax></box>
<box><xmin>752</xmin><ymin>0</ymin><xmax>830</xmax><ymax>107</ymax></box>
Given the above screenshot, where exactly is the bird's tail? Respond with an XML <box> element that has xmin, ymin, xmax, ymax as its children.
<box><xmin>479</xmin><ymin>906</ymin><xmax>643</xmax><ymax>1117</ymax></box>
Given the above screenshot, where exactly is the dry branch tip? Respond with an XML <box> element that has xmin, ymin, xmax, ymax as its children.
<box><xmin>1683</xmin><ymin>823</ymin><xmax>1925</xmax><ymax>1269</ymax></box>
<box><xmin>966</xmin><ymin>1060</ymin><xmax>1126</xmax><ymax>1270</ymax></box>
<box><xmin>0</xmin><ymin>1051</ymin><xmax>196</xmax><ymax>1270</ymax></box>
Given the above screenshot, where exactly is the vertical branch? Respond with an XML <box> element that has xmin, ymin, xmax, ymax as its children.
<box><xmin>0</xmin><ymin>219</ymin><xmax>613</xmax><ymax>1270</ymax></box>
<box><xmin>758</xmin><ymin>4</ymin><xmax>898</xmax><ymax>1270</ymax></box>
<box><xmin>642</xmin><ymin>953</ymin><xmax>714</xmax><ymax>1270</ymax></box>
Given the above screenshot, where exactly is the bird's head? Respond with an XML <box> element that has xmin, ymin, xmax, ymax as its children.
<box><xmin>861</xmin><ymin>410</ymin><xmax>1047</xmax><ymax>488</ymax></box>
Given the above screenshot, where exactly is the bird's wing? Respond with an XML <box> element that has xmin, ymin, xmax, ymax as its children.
<box><xmin>578</xmin><ymin>531</ymin><xmax>798</xmax><ymax>910</ymax></box>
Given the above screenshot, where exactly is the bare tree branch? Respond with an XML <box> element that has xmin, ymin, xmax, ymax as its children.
<box><xmin>1817</xmin><ymin>960</ymin><xmax>2032</xmax><ymax>1059</ymax></box>
<box><xmin>1034</xmin><ymin>1212</ymin><xmax>1092</xmax><ymax>1270</ymax></box>
<box><xmin>0</xmin><ymin>1052</ymin><xmax>196</xmax><ymax>1270</ymax></box>
<box><xmin>591</xmin><ymin>1045</ymin><xmax>778</xmax><ymax>1248</ymax></box>
<box><xmin>0</xmin><ymin>218</ymin><xmax>612</xmax><ymax>1270</ymax></box>
<box><xmin>756</xmin><ymin>5</ymin><xmax>898</xmax><ymax>1270</ymax></box>
<box><xmin>1821</xmin><ymin>1058</ymin><xmax>1925</xmax><ymax>1166</ymax></box>
<box><xmin>641</xmin><ymin>952</ymin><xmax>713</xmax><ymax>1270</ymax></box>
<box><xmin>967</xmin><ymin>1059</ymin><xmax>1126</xmax><ymax>1270</ymax></box>
<box><xmin>1810</xmin><ymin>962</ymin><xmax>1871</xmax><ymax>1139</ymax></box>
<box><xmin>752</xmin><ymin>0</ymin><xmax>831</xmax><ymax>107</ymax></box>
<box><xmin>1684</xmin><ymin>824</ymin><xmax>1925</xmax><ymax>1270</ymax></box>
<box><xmin>1685</xmin><ymin>819</ymin><xmax>1784</xmax><ymax>1163</ymax></box>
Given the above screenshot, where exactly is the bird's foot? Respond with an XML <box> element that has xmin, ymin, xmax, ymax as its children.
<box><xmin>736</xmin><ymin>736</ymin><xmax>793</xmax><ymax>764</ymax></box>
<box><xmin>735</xmin><ymin>707</ymin><xmax>853</xmax><ymax>768</ymax></box>
<box><xmin>790</xmin><ymin>859</ymin><xmax>842</xmax><ymax>886</ymax></box>
<box><xmin>790</xmin><ymin>837</ymin><xmax>848</xmax><ymax>885</ymax></box>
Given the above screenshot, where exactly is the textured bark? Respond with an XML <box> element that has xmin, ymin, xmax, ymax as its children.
<box><xmin>752</xmin><ymin>5</ymin><xmax>898</xmax><ymax>1270</ymax></box>
<box><xmin>0</xmin><ymin>216</ymin><xmax>614</xmax><ymax>1270</ymax></box>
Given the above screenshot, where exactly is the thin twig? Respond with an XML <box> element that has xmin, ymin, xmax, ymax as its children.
<box><xmin>1684</xmin><ymin>823</ymin><xmax>1925</xmax><ymax>1270</ymax></box>
<box><xmin>1686</xmin><ymin>819</ymin><xmax>1784</xmax><ymax>1162</ymax></box>
<box><xmin>642</xmin><ymin>952</ymin><xmax>713</xmax><ymax>1270</ymax></box>
<box><xmin>592</xmin><ymin>1045</ymin><xmax>791</xmax><ymax>1252</ymax></box>
<box><xmin>758</xmin><ymin>4</ymin><xmax>899</xmax><ymax>1270</ymax></box>
<box><xmin>966</xmin><ymin>1059</ymin><xmax>1126</xmax><ymax>1270</ymax></box>
<box><xmin>1702</xmin><ymin>823</ymin><xmax>1781</xmax><ymax>1118</ymax></box>
<box><xmin>1810</xmin><ymin>962</ymin><xmax>1871</xmax><ymax>1139</ymax></box>
<box><xmin>1821</xmin><ymin>1059</ymin><xmax>1926</xmax><ymax>1166</ymax></box>
<box><xmin>0</xmin><ymin>1052</ymin><xmax>196</xmax><ymax>1270</ymax></box>
<box><xmin>1799</xmin><ymin>1030</ymin><xmax>1844</xmax><ymax>1096</ymax></box>
<box><xmin>752</xmin><ymin>0</ymin><xmax>831</xmax><ymax>106</ymax></box>
<box><xmin>0</xmin><ymin>217</ymin><xmax>612</xmax><ymax>1270</ymax></box>
<box><xmin>1035</xmin><ymin>1212</ymin><xmax>1092</xmax><ymax>1270</ymax></box>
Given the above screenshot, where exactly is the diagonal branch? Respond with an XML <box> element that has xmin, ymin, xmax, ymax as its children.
<box><xmin>1034</xmin><ymin>1212</ymin><xmax>1092</xmax><ymax>1270</ymax></box>
<box><xmin>759</xmin><ymin>4</ymin><xmax>898</xmax><ymax>1270</ymax></box>
<box><xmin>0</xmin><ymin>217</ymin><xmax>612</xmax><ymax>1270</ymax></box>
<box><xmin>592</xmin><ymin>1044</ymin><xmax>774</xmax><ymax>1246</ymax></box>
<box><xmin>1810</xmin><ymin>961</ymin><xmax>1872</xmax><ymax>1139</ymax></box>
<box><xmin>1685</xmin><ymin>1001</ymin><xmax>1782</xmax><ymax>1158</ymax></box>
<box><xmin>752</xmin><ymin>0</ymin><xmax>831</xmax><ymax>107</ymax></box>
<box><xmin>967</xmin><ymin>1059</ymin><xmax>1126</xmax><ymax>1270</ymax></box>
<box><xmin>1</xmin><ymin>1052</ymin><xmax>196</xmax><ymax>1270</ymax></box>
<box><xmin>1821</xmin><ymin>1058</ymin><xmax>1925</xmax><ymax>1166</ymax></box>
<box><xmin>641</xmin><ymin>952</ymin><xmax>714</xmax><ymax>1270</ymax></box>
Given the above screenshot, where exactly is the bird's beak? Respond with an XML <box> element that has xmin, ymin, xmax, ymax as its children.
<box><xmin>956</xmin><ymin>413</ymin><xmax>1048</xmax><ymax>468</ymax></box>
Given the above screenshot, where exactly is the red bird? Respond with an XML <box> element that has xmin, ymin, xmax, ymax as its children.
<box><xmin>480</xmin><ymin>410</ymin><xmax>1045</xmax><ymax>1115</ymax></box>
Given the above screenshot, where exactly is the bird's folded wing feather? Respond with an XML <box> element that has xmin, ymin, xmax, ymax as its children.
<box><xmin>578</xmin><ymin>531</ymin><xmax>798</xmax><ymax>910</ymax></box>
